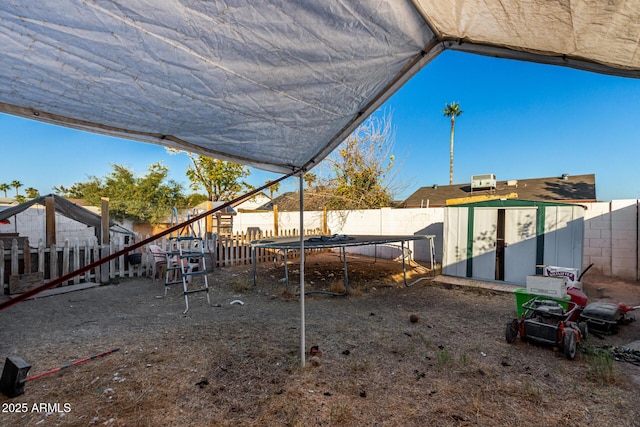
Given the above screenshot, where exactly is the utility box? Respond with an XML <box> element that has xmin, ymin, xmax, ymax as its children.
<box><xmin>526</xmin><ymin>275</ymin><xmax>568</xmax><ymax>298</ymax></box>
<box><xmin>471</xmin><ymin>174</ymin><xmax>496</xmax><ymax>190</ymax></box>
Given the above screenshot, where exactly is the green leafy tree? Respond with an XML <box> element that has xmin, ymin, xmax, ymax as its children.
<box><xmin>53</xmin><ymin>177</ymin><xmax>103</xmax><ymax>202</ymax></box>
<box><xmin>443</xmin><ymin>102</ymin><xmax>463</xmax><ymax>185</ymax></box>
<box><xmin>185</xmin><ymin>193</ymin><xmax>209</xmax><ymax>207</ymax></box>
<box><xmin>185</xmin><ymin>154</ymin><xmax>251</xmax><ymax>201</ymax></box>
<box><xmin>10</xmin><ymin>180</ymin><xmax>22</xmax><ymax>197</ymax></box>
<box><xmin>54</xmin><ymin>162</ymin><xmax>187</xmax><ymax>223</ymax></box>
<box><xmin>0</xmin><ymin>183</ymin><xmax>9</xmax><ymax>198</ymax></box>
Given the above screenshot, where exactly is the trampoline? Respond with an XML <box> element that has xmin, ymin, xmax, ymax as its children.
<box><xmin>251</xmin><ymin>234</ymin><xmax>436</xmax><ymax>296</ymax></box>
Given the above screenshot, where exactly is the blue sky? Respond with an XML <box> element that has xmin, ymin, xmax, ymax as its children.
<box><xmin>1</xmin><ymin>50</ymin><xmax>639</xmax><ymax>202</ymax></box>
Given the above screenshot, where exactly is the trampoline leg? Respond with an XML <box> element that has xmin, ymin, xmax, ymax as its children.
<box><xmin>252</xmin><ymin>247</ymin><xmax>257</xmax><ymax>287</ymax></box>
<box><xmin>401</xmin><ymin>240</ymin><xmax>407</xmax><ymax>286</ymax></box>
<box><xmin>283</xmin><ymin>250</ymin><xmax>289</xmax><ymax>289</ymax></box>
<box><xmin>342</xmin><ymin>246</ymin><xmax>349</xmax><ymax>295</ymax></box>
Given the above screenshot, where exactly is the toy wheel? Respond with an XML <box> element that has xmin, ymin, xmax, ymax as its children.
<box><xmin>563</xmin><ymin>330</ymin><xmax>577</xmax><ymax>360</ymax></box>
<box><xmin>505</xmin><ymin>319</ymin><xmax>519</xmax><ymax>343</ymax></box>
<box><xmin>579</xmin><ymin>321</ymin><xmax>589</xmax><ymax>340</ymax></box>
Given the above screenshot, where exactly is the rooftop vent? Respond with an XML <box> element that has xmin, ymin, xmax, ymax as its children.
<box><xmin>471</xmin><ymin>174</ymin><xmax>496</xmax><ymax>190</ymax></box>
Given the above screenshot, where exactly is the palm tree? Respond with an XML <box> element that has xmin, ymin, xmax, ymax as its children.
<box><xmin>443</xmin><ymin>102</ymin><xmax>463</xmax><ymax>185</ymax></box>
<box><xmin>265</xmin><ymin>180</ymin><xmax>280</xmax><ymax>201</ymax></box>
<box><xmin>0</xmin><ymin>183</ymin><xmax>9</xmax><ymax>198</ymax></box>
<box><xmin>25</xmin><ymin>187</ymin><xmax>40</xmax><ymax>198</ymax></box>
<box><xmin>303</xmin><ymin>172</ymin><xmax>317</xmax><ymax>189</ymax></box>
<box><xmin>10</xmin><ymin>180</ymin><xmax>22</xmax><ymax>197</ymax></box>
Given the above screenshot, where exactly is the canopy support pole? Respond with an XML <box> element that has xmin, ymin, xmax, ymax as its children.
<box><xmin>299</xmin><ymin>174</ymin><xmax>306</xmax><ymax>367</ymax></box>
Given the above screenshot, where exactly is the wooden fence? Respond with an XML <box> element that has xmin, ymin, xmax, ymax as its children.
<box><xmin>1</xmin><ymin>228</ymin><xmax>326</xmax><ymax>296</ymax></box>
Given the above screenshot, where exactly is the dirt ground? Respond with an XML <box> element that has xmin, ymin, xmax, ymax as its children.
<box><xmin>1</xmin><ymin>251</ymin><xmax>639</xmax><ymax>427</ymax></box>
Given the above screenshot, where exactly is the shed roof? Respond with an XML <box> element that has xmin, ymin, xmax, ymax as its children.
<box><xmin>258</xmin><ymin>191</ymin><xmax>332</xmax><ymax>212</ymax></box>
<box><xmin>446</xmin><ymin>199</ymin><xmax>587</xmax><ymax>209</ymax></box>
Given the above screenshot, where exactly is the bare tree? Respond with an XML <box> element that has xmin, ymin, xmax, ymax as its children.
<box><xmin>316</xmin><ymin>111</ymin><xmax>401</xmax><ymax>210</ymax></box>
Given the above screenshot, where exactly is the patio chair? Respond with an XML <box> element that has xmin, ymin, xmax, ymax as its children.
<box><xmin>148</xmin><ymin>244</ymin><xmax>168</xmax><ymax>282</ymax></box>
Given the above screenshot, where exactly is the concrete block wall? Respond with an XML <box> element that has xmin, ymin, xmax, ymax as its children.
<box><xmin>582</xmin><ymin>200</ymin><xmax>639</xmax><ymax>280</ymax></box>
<box><xmin>610</xmin><ymin>200</ymin><xmax>638</xmax><ymax>279</ymax></box>
<box><xmin>582</xmin><ymin>202</ymin><xmax>612</xmax><ymax>275</ymax></box>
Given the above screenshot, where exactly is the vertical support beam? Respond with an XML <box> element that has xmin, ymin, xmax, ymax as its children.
<box><xmin>0</xmin><ymin>240</ymin><xmax>5</xmax><ymax>294</ymax></box>
<box><xmin>298</xmin><ymin>176</ymin><xmax>306</xmax><ymax>367</ymax></box>
<box><xmin>101</xmin><ymin>198</ymin><xmax>110</xmax><ymax>246</ymax></box>
<box><xmin>465</xmin><ymin>207</ymin><xmax>474</xmax><ymax>278</ymax></box>
<box><xmin>636</xmin><ymin>200</ymin><xmax>639</xmax><ymax>281</ymax></box>
<box><xmin>274</xmin><ymin>204</ymin><xmax>279</xmax><ymax>237</ymax></box>
<box><xmin>100</xmin><ymin>197</ymin><xmax>110</xmax><ymax>284</ymax></box>
<box><xmin>23</xmin><ymin>238</ymin><xmax>30</xmax><ymax>274</ymax></box>
<box><xmin>205</xmin><ymin>200</ymin><xmax>213</xmax><ymax>239</ymax></box>
<box><xmin>536</xmin><ymin>206</ymin><xmax>546</xmax><ymax>275</ymax></box>
<box><xmin>45</xmin><ymin>195</ymin><xmax>56</xmax><ymax>247</ymax></box>
<box><xmin>323</xmin><ymin>207</ymin><xmax>328</xmax><ymax>234</ymax></box>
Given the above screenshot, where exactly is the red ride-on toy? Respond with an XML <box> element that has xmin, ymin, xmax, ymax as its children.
<box><xmin>505</xmin><ymin>296</ymin><xmax>588</xmax><ymax>360</ymax></box>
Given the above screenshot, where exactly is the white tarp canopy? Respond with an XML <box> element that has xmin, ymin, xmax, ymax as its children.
<box><xmin>1</xmin><ymin>1</ymin><xmax>640</xmax><ymax>174</ymax></box>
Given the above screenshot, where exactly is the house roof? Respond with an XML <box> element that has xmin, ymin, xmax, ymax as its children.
<box><xmin>2</xmin><ymin>3</ymin><xmax>640</xmax><ymax>176</ymax></box>
<box><xmin>403</xmin><ymin>174</ymin><xmax>596</xmax><ymax>208</ymax></box>
<box><xmin>258</xmin><ymin>191</ymin><xmax>332</xmax><ymax>212</ymax></box>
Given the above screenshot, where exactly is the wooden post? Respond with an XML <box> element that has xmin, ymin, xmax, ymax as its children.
<box><xmin>273</xmin><ymin>204</ymin><xmax>279</xmax><ymax>237</ymax></box>
<box><xmin>323</xmin><ymin>207</ymin><xmax>328</xmax><ymax>234</ymax></box>
<box><xmin>45</xmin><ymin>195</ymin><xmax>56</xmax><ymax>246</ymax></box>
<box><xmin>100</xmin><ymin>197</ymin><xmax>110</xmax><ymax>283</ymax></box>
<box><xmin>0</xmin><ymin>240</ymin><xmax>5</xmax><ymax>294</ymax></box>
<box><xmin>206</xmin><ymin>200</ymin><xmax>213</xmax><ymax>238</ymax></box>
<box><xmin>23</xmin><ymin>238</ymin><xmax>30</xmax><ymax>274</ymax></box>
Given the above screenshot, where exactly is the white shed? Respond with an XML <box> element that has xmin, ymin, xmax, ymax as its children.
<box><xmin>443</xmin><ymin>200</ymin><xmax>585</xmax><ymax>285</ymax></box>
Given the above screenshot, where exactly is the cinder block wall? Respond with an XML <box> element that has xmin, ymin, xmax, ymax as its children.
<box><xmin>582</xmin><ymin>200</ymin><xmax>639</xmax><ymax>279</ymax></box>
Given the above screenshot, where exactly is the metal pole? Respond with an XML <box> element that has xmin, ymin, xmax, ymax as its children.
<box><xmin>299</xmin><ymin>174</ymin><xmax>306</xmax><ymax>367</ymax></box>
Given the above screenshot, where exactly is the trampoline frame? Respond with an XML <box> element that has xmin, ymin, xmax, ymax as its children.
<box><xmin>251</xmin><ymin>234</ymin><xmax>436</xmax><ymax>296</ymax></box>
